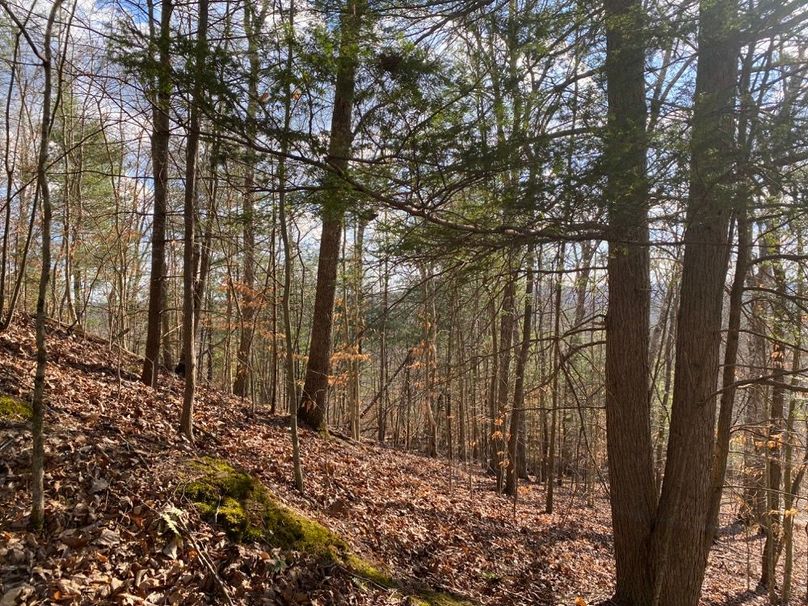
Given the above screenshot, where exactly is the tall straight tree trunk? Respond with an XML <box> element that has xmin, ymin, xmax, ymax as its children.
<box><xmin>161</xmin><ymin>280</ymin><xmax>174</xmax><ymax>369</ymax></box>
<box><xmin>705</xmin><ymin>32</ymin><xmax>756</xmax><ymax>544</ymax></box>
<box><xmin>141</xmin><ymin>0</ymin><xmax>173</xmax><ymax>387</ymax></box>
<box><xmin>545</xmin><ymin>243</ymin><xmax>564</xmax><ymax>514</ymax></box>
<box><xmin>280</xmin><ymin>163</ymin><xmax>304</xmax><ymax>491</ymax></box>
<box><xmin>705</xmin><ymin>210</ymin><xmax>749</xmax><ymax>545</ymax></box>
<box><xmin>782</xmin><ymin>236</ymin><xmax>804</xmax><ymax>603</ymax></box>
<box><xmin>378</xmin><ymin>254</ymin><xmax>389</xmax><ymax>443</ymax></box>
<box><xmin>298</xmin><ymin>0</ymin><xmax>364</xmax><ymax>430</ymax></box>
<box><xmin>277</xmin><ymin>0</ymin><xmax>303</xmax><ymax>490</ymax></box>
<box><xmin>0</xmin><ymin>31</ymin><xmax>20</xmax><ymax>321</ymax></box>
<box><xmin>760</xmin><ymin>230</ymin><xmax>788</xmax><ymax>590</ymax></box>
<box><xmin>193</xmin><ymin>148</ymin><xmax>216</xmax><ymax>352</ymax></box>
<box><xmin>422</xmin><ymin>264</ymin><xmax>439</xmax><ymax>457</ymax></box>
<box><xmin>741</xmin><ymin>268</ymin><xmax>768</xmax><ymax>525</ymax></box>
<box><xmin>651</xmin><ymin>0</ymin><xmax>739</xmax><ymax>602</ymax></box>
<box><xmin>505</xmin><ymin>253</ymin><xmax>533</xmax><ymax>496</ymax></box>
<box><xmin>279</xmin><ymin>84</ymin><xmax>303</xmax><ymax>493</ymax></box>
<box><xmin>349</xmin><ymin>218</ymin><xmax>365</xmax><ymax>440</ymax></box>
<box><xmin>603</xmin><ymin>0</ymin><xmax>655</xmax><ymax>601</ymax></box>
<box><xmin>495</xmin><ymin>259</ymin><xmax>517</xmax><ymax>490</ymax></box>
<box><xmin>179</xmin><ymin>0</ymin><xmax>208</xmax><ymax>440</ymax></box>
<box><xmin>486</xmin><ymin>295</ymin><xmax>499</xmax><ymax>472</ymax></box>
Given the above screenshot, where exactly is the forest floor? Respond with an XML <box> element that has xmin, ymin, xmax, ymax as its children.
<box><xmin>0</xmin><ymin>318</ymin><xmax>804</xmax><ymax>606</ymax></box>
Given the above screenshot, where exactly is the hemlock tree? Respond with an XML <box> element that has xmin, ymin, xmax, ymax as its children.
<box><xmin>604</xmin><ymin>0</ymin><xmax>741</xmax><ymax>603</ymax></box>
<box><xmin>141</xmin><ymin>0</ymin><xmax>173</xmax><ymax>388</ymax></box>
<box><xmin>298</xmin><ymin>0</ymin><xmax>366</xmax><ymax>430</ymax></box>
<box><xmin>602</xmin><ymin>0</ymin><xmax>655</xmax><ymax>601</ymax></box>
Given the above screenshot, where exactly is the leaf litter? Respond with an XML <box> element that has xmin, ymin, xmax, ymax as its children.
<box><xmin>0</xmin><ymin>319</ymin><xmax>801</xmax><ymax>605</ymax></box>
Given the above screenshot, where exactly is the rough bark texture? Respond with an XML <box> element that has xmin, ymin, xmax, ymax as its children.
<box><xmin>495</xmin><ymin>265</ymin><xmax>517</xmax><ymax>490</ymax></box>
<box><xmin>141</xmin><ymin>0</ymin><xmax>173</xmax><ymax>388</ymax></box>
<box><xmin>603</xmin><ymin>0</ymin><xmax>656</xmax><ymax>602</ymax></box>
<box><xmin>651</xmin><ymin>0</ymin><xmax>738</xmax><ymax>602</ymax></box>
<box><xmin>298</xmin><ymin>0</ymin><xmax>363</xmax><ymax>430</ymax></box>
<box><xmin>705</xmin><ymin>211</ymin><xmax>749</xmax><ymax>546</ymax></box>
<box><xmin>760</xmin><ymin>234</ymin><xmax>787</xmax><ymax>590</ymax></box>
<box><xmin>486</xmin><ymin>296</ymin><xmax>499</xmax><ymax>472</ymax></box>
<box><xmin>545</xmin><ymin>245</ymin><xmax>564</xmax><ymax>514</ymax></box>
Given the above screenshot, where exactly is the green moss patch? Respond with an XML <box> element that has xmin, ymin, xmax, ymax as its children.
<box><xmin>182</xmin><ymin>456</ymin><xmax>473</xmax><ymax>605</ymax></box>
<box><xmin>183</xmin><ymin>457</ymin><xmax>373</xmax><ymax>563</ymax></box>
<box><xmin>0</xmin><ymin>394</ymin><xmax>30</xmax><ymax>420</ymax></box>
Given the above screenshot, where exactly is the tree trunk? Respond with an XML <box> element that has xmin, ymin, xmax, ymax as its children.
<box><xmin>651</xmin><ymin>0</ymin><xmax>738</xmax><ymax>601</ymax></box>
<box><xmin>705</xmin><ymin>210</ymin><xmax>750</xmax><ymax>546</ymax></box>
<box><xmin>0</xmin><ymin>31</ymin><xmax>21</xmax><ymax>322</ymax></box>
<box><xmin>179</xmin><ymin>0</ymin><xmax>208</xmax><ymax>440</ymax></box>
<box><xmin>233</xmin><ymin>0</ymin><xmax>266</xmax><ymax>398</ymax></box>
<box><xmin>545</xmin><ymin>244</ymin><xmax>564</xmax><ymax>514</ymax></box>
<box><xmin>378</xmin><ymin>254</ymin><xmax>388</xmax><ymax>443</ymax></box>
<box><xmin>422</xmin><ymin>264</ymin><xmax>439</xmax><ymax>457</ymax></box>
<box><xmin>505</xmin><ymin>253</ymin><xmax>533</xmax><ymax>496</ymax></box>
<box><xmin>141</xmin><ymin>0</ymin><xmax>173</xmax><ymax>387</ymax></box>
<box><xmin>495</xmin><ymin>260</ymin><xmax>517</xmax><ymax>490</ymax></box>
<box><xmin>760</xmin><ymin>229</ymin><xmax>788</xmax><ymax>591</ymax></box>
<box><xmin>26</xmin><ymin>0</ymin><xmax>62</xmax><ymax>529</ymax></box>
<box><xmin>486</xmin><ymin>295</ymin><xmax>498</xmax><ymax>472</ymax></box>
<box><xmin>603</xmin><ymin>0</ymin><xmax>655</xmax><ymax>599</ymax></box>
<box><xmin>298</xmin><ymin>0</ymin><xmax>364</xmax><ymax>430</ymax></box>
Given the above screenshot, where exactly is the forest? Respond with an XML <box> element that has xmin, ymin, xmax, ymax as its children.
<box><xmin>0</xmin><ymin>0</ymin><xmax>807</xmax><ymax>604</ymax></box>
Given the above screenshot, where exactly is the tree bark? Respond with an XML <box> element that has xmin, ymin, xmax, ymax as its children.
<box><xmin>705</xmin><ymin>210</ymin><xmax>750</xmax><ymax>546</ymax></box>
<box><xmin>651</xmin><ymin>0</ymin><xmax>738</xmax><ymax>602</ymax></box>
<box><xmin>545</xmin><ymin>244</ymin><xmax>564</xmax><ymax>514</ymax></box>
<box><xmin>141</xmin><ymin>0</ymin><xmax>173</xmax><ymax>387</ymax></box>
<box><xmin>495</xmin><ymin>260</ymin><xmax>517</xmax><ymax>490</ymax></box>
<box><xmin>298</xmin><ymin>0</ymin><xmax>364</xmax><ymax>430</ymax></box>
<box><xmin>505</xmin><ymin>253</ymin><xmax>533</xmax><ymax>496</ymax></box>
<box><xmin>603</xmin><ymin>0</ymin><xmax>655</xmax><ymax>601</ymax></box>
<box><xmin>179</xmin><ymin>0</ymin><xmax>208</xmax><ymax>440</ymax></box>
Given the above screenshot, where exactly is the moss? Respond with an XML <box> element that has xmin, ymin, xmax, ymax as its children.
<box><xmin>183</xmin><ymin>457</ymin><xmax>350</xmax><ymax>559</ymax></box>
<box><xmin>0</xmin><ymin>395</ymin><xmax>30</xmax><ymax>420</ymax></box>
<box><xmin>183</xmin><ymin>457</ymin><xmax>475</xmax><ymax>606</ymax></box>
<box><xmin>409</xmin><ymin>592</ymin><xmax>474</xmax><ymax>606</ymax></box>
<box><xmin>345</xmin><ymin>553</ymin><xmax>395</xmax><ymax>587</ymax></box>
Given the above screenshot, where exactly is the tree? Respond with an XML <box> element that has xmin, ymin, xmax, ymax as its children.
<box><xmin>0</xmin><ymin>0</ymin><xmax>65</xmax><ymax>529</ymax></box>
<box><xmin>505</xmin><ymin>252</ymin><xmax>533</xmax><ymax>496</ymax></box>
<box><xmin>141</xmin><ymin>0</ymin><xmax>173</xmax><ymax>388</ymax></box>
<box><xmin>232</xmin><ymin>0</ymin><xmax>268</xmax><ymax>399</ymax></box>
<box><xmin>602</xmin><ymin>0</ymin><xmax>655</xmax><ymax>601</ymax></box>
<box><xmin>298</xmin><ymin>0</ymin><xmax>365</xmax><ymax>430</ymax></box>
<box><xmin>650</xmin><ymin>0</ymin><xmax>739</xmax><ymax>601</ymax></box>
<box><xmin>604</xmin><ymin>0</ymin><xmax>742</xmax><ymax>601</ymax></box>
<box><xmin>179</xmin><ymin>0</ymin><xmax>209</xmax><ymax>440</ymax></box>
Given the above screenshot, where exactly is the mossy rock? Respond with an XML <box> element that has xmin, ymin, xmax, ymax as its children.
<box><xmin>0</xmin><ymin>395</ymin><xmax>30</xmax><ymax>420</ymax></box>
<box><xmin>182</xmin><ymin>457</ymin><xmax>473</xmax><ymax>605</ymax></box>
<box><xmin>183</xmin><ymin>457</ymin><xmax>380</xmax><ymax>565</ymax></box>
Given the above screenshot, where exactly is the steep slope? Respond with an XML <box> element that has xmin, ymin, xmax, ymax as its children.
<box><xmin>0</xmin><ymin>319</ymin><xmax>798</xmax><ymax>605</ymax></box>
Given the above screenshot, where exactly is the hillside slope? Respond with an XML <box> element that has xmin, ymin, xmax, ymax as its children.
<box><xmin>0</xmin><ymin>319</ymin><xmax>796</xmax><ymax>605</ymax></box>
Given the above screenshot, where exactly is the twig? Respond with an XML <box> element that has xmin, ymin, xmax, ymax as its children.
<box><xmin>175</xmin><ymin>514</ymin><xmax>235</xmax><ymax>606</ymax></box>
